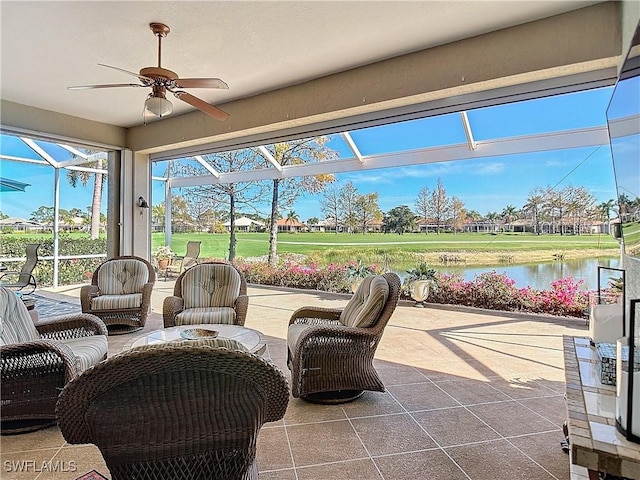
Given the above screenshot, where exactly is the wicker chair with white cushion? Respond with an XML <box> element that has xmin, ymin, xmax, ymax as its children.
<box><xmin>80</xmin><ymin>256</ymin><xmax>156</xmax><ymax>335</ymax></box>
<box><xmin>57</xmin><ymin>341</ymin><xmax>289</xmax><ymax>480</ymax></box>
<box><xmin>287</xmin><ymin>273</ymin><xmax>400</xmax><ymax>403</ymax></box>
<box><xmin>0</xmin><ymin>286</ymin><xmax>108</xmax><ymax>434</ymax></box>
<box><xmin>163</xmin><ymin>261</ymin><xmax>248</xmax><ymax>328</ymax></box>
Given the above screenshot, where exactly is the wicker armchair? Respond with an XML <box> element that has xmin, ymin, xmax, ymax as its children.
<box><xmin>0</xmin><ymin>286</ymin><xmax>108</xmax><ymax>434</ymax></box>
<box><xmin>80</xmin><ymin>256</ymin><xmax>156</xmax><ymax>335</ymax></box>
<box><xmin>287</xmin><ymin>272</ymin><xmax>400</xmax><ymax>403</ymax></box>
<box><xmin>57</xmin><ymin>342</ymin><xmax>289</xmax><ymax>480</ymax></box>
<box><xmin>163</xmin><ymin>261</ymin><xmax>248</xmax><ymax>327</ymax></box>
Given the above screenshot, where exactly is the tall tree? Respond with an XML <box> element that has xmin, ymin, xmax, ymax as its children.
<box><xmin>598</xmin><ymin>199</ymin><xmax>616</xmax><ymax>222</ymax></box>
<box><xmin>523</xmin><ymin>189</ymin><xmax>545</xmax><ymax>234</ymax></box>
<box><xmin>338</xmin><ymin>181</ymin><xmax>359</xmax><ymax>234</ymax></box>
<box><xmin>501</xmin><ymin>205</ymin><xmax>518</xmax><ymax>231</ymax></box>
<box><xmin>66</xmin><ymin>154</ymin><xmax>106</xmax><ymax>239</ymax></box>
<box><xmin>427</xmin><ymin>178</ymin><xmax>451</xmax><ymax>234</ymax></box>
<box><xmin>320</xmin><ymin>184</ymin><xmax>342</xmax><ymax>234</ymax></box>
<box><xmin>30</xmin><ymin>206</ymin><xmax>56</xmax><ymax>224</ymax></box>
<box><xmin>175</xmin><ymin>150</ymin><xmax>267</xmax><ymax>261</ymax></box>
<box><xmin>260</xmin><ymin>138</ymin><xmax>336</xmax><ymax>265</ymax></box>
<box><xmin>450</xmin><ymin>197</ymin><xmax>466</xmax><ymax>234</ymax></box>
<box><xmin>355</xmin><ymin>192</ymin><xmax>382</xmax><ymax>234</ymax></box>
<box><xmin>414</xmin><ymin>187</ymin><xmax>431</xmax><ymax>235</ymax></box>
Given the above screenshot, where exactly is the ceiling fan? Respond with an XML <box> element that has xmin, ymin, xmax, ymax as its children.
<box><xmin>68</xmin><ymin>22</ymin><xmax>229</xmax><ymax>121</ymax></box>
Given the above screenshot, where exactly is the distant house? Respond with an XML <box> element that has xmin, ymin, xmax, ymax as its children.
<box><xmin>463</xmin><ymin>220</ymin><xmax>501</xmax><ymax>234</ymax></box>
<box><xmin>366</xmin><ymin>219</ymin><xmax>383</xmax><ymax>233</ymax></box>
<box><xmin>0</xmin><ymin>217</ymin><xmax>45</xmax><ymax>232</ymax></box>
<box><xmin>504</xmin><ymin>219</ymin><xmax>529</xmax><ymax>233</ymax></box>
<box><xmin>277</xmin><ymin>218</ymin><xmax>305</xmax><ymax>232</ymax></box>
<box><xmin>416</xmin><ymin>217</ymin><xmax>440</xmax><ymax>233</ymax></box>
<box><xmin>224</xmin><ymin>217</ymin><xmax>265</xmax><ymax>232</ymax></box>
<box><xmin>307</xmin><ymin>220</ymin><xmax>327</xmax><ymax>232</ymax></box>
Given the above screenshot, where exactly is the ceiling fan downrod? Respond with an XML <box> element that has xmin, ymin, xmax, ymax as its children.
<box><xmin>150</xmin><ymin>23</ymin><xmax>170</xmax><ymax>68</ymax></box>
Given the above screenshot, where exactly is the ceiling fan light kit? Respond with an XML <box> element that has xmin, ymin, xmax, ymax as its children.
<box><xmin>145</xmin><ymin>95</ymin><xmax>173</xmax><ymax>117</ymax></box>
<box><xmin>68</xmin><ymin>22</ymin><xmax>229</xmax><ymax>121</ymax></box>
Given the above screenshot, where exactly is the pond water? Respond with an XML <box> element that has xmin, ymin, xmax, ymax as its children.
<box><xmin>393</xmin><ymin>257</ymin><xmax>622</xmax><ymax>291</ymax></box>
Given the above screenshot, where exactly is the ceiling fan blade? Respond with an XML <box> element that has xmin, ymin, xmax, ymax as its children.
<box><xmin>68</xmin><ymin>83</ymin><xmax>145</xmax><ymax>90</ymax></box>
<box><xmin>173</xmin><ymin>91</ymin><xmax>229</xmax><ymax>121</ymax></box>
<box><xmin>174</xmin><ymin>78</ymin><xmax>229</xmax><ymax>89</ymax></box>
<box><xmin>98</xmin><ymin>64</ymin><xmax>154</xmax><ymax>84</ymax></box>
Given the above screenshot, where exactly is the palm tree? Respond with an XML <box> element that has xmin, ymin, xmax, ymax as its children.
<box><xmin>286</xmin><ymin>210</ymin><xmax>299</xmax><ymax>224</ymax></box>
<box><xmin>523</xmin><ymin>191</ymin><xmax>544</xmax><ymax>234</ymax></box>
<box><xmin>597</xmin><ymin>199</ymin><xmax>616</xmax><ymax>222</ymax></box>
<box><xmin>501</xmin><ymin>205</ymin><xmax>518</xmax><ymax>231</ymax></box>
<box><xmin>66</xmin><ymin>154</ymin><xmax>105</xmax><ymax>239</ymax></box>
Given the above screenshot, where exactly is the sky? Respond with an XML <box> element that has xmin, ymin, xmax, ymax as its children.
<box><xmin>0</xmin><ymin>86</ymin><xmax>622</xmax><ymax>222</ymax></box>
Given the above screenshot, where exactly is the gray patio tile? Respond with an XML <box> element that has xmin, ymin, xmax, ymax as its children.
<box><xmin>257</xmin><ymin>425</ymin><xmax>294</xmax><ymax>471</ymax></box>
<box><xmin>296</xmin><ymin>458</ymin><xmax>383</xmax><ymax>480</ymax></box>
<box><xmin>373</xmin><ymin>449</ymin><xmax>468</xmax><ymax>480</ymax></box>
<box><xmin>446</xmin><ymin>439</ymin><xmax>557</xmax><ymax>480</ymax></box>
<box><xmin>467</xmin><ymin>401</ymin><xmax>559</xmax><ymax>437</ymax></box>
<box><xmin>350</xmin><ymin>413</ymin><xmax>437</xmax><ymax>456</ymax></box>
<box><xmin>47</xmin><ymin>444</ymin><xmax>110</xmax><ymax>480</ymax></box>
<box><xmin>518</xmin><ymin>395</ymin><xmax>568</xmax><ymax>428</ymax></box>
<box><xmin>386</xmin><ymin>382</ymin><xmax>459</xmax><ymax>412</ymax></box>
<box><xmin>412</xmin><ymin>406</ymin><xmax>501</xmax><ymax>447</ymax></box>
<box><xmin>284</xmin><ymin>398</ymin><xmax>347</xmax><ymax>425</ymax></box>
<box><xmin>434</xmin><ymin>377</ymin><xmax>510</xmax><ymax>406</ymax></box>
<box><xmin>509</xmin><ymin>431</ymin><xmax>571</xmax><ymax>480</ymax></box>
<box><xmin>286</xmin><ymin>420</ymin><xmax>368</xmax><ymax>467</ymax></box>
<box><xmin>341</xmin><ymin>391</ymin><xmax>405</xmax><ymax>418</ymax></box>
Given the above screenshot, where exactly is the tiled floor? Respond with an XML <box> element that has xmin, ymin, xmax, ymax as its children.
<box><xmin>1</xmin><ymin>283</ymin><xmax>588</xmax><ymax>479</ymax></box>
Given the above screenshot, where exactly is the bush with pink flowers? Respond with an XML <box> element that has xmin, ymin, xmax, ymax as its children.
<box><xmin>428</xmin><ymin>270</ymin><xmax>590</xmax><ymax>318</ymax></box>
<box><xmin>234</xmin><ymin>260</ymin><xmax>593</xmax><ymax>319</ymax></box>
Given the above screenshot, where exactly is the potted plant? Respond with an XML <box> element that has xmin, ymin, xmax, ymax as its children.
<box><xmin>405</xmin><ymin>262</ymin><xmax>437</xmax><ymax>307</ymax></box>
<box><xmin>345</xmin><ymin>260</ymin><xmax>377</xmax><ymax>293</ymax></box>
<box><xmin>153</xmin><ymin>245</ymin><xmax>174</xmax><ymax>271</ymax></box>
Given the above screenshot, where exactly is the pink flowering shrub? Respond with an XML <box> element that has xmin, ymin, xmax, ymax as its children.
<box><xmin>234</xmin><ymin>260</ymin><xmax>589</xmax><ymax>318</ymax></box>
<box><xmin>235</xmin><ymin>259</ymin><xmax>358</xmax><ymax>292</ymax></box>
<box><xmin>428</xmin><ymin>272</ymin><xmax>589</xmax><ymax>318</ymax></box>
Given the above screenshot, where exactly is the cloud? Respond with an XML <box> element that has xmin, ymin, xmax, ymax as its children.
<box><xmin>474</xmin><ymin>162</ymin><xmax>505</xmax><ymax>175</ymax></box>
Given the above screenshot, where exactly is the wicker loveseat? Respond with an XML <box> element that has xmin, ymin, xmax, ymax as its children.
<box><xmin>287</xmin><ymin>272</ymin><xmax>400</xmax><ymax>403</ymax></box>
<box><xmin>0</xmin><ymin>286</ymin><xmax>108</xmax><ymax>434</ymax></box>
<box><xmin>57</xmin><ymin>342</ymin><xmax>289</xmax><ymax>480</ymax></box>
<box><xmin>80</xmin><ymin>256</ymin><xmax>156</xmax><ymax>334</ymax></box>
<box><xmin>163</xmin><ymin>261</ymin><xmax>248</xmax><ymax>327</ymax></box>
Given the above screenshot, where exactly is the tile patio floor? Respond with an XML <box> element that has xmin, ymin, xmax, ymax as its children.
<box><xmin>1</xmin><ymin>281</ymin><xmax>590</xmax><ymax>479</ymax></box>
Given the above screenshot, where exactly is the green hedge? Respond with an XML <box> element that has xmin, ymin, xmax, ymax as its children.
<box><xmin>0</xmin><ymin>234</ymin><xmax>106</xmax><ymax>286</ymax></box>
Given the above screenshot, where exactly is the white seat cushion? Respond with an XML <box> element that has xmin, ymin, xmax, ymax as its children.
<box><xmin>91</xmin><ymin>293</ymin><xmax>142</xmax><ymax>311</ymax></box>
<box><xmin>175</xmin><ymin>307</ymin><xmax>237</xmax><ymax>325</ymax></box>
<box><xmin>60</xmin><ymin>335</ymin><xmax>108</xmax><ymax>373</ymax></box>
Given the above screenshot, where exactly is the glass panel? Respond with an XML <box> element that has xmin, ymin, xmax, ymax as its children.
<box><xmin>607</xmin><ymin>31</ymin><xmax>640</xmax><ymax>258</ymax></box>
<box><xmin>469</xmin><ymin>87</ymin><xmax>613</xmax><ymax>140</ymax></box>
<box><xmin>0</xmin><ymin>133</ymin><xmax>109</xmax><ymax>286</ymax></box>
<box><xmin>349</xmin><ymin>113</ymin><xmax>466</xmax><ymax>155</ymax></box>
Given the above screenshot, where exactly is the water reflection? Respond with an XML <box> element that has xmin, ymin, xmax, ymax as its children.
<box><xmin>394</xmin><ymin>257</ymin><xmax>621</xmax><ymax>291</ymax></box>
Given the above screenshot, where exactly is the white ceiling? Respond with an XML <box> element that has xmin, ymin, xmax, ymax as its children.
<box><xmin>1</xmin><ymin>1</ymin><xmax>599</xmax><ymax>129</ymax></box>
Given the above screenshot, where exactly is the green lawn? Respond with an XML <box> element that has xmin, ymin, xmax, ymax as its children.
<box><xmin>154</xmin><ymin>231</ymin><xmax>620</xmax><ymax>261</ymax></box>
<box><xmin>1</xmin><ymin>230</ymin><xmax>619</xmax><ymax>266</ymax></box>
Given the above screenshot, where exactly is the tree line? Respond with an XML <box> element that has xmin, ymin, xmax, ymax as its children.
<box><xmin>317</xmin><ymin>179</ymin><xmax>622</xmax><ymax>235</ymax></box>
